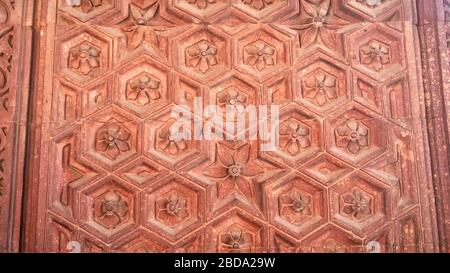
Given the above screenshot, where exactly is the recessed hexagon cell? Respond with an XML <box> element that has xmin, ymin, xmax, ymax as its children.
<box><xmin>206</xmin><ymin>209</ymin><xmax>266</xmax><ymax>253</ymax></box>
<box><xmin>262</xmin><ymin>71</ymin><xmax>293</xmax><ymax>108</ymax></box>
<box><xmin>80</xmin><ymin>178</ymin><xmax>138</xmax><ymax>242</ymax></box>
<box><xmin>300</xmin><ymin>153</ymin><xmax>353</xmax><ymax>186</ymax></box>
<box><xmin>81</xmin><ymin>107</ymin><xmax>140</xmax><ymax>171</ymax></box>
<box><xmin>172</xmin><ymin>0</ymin><xmax>230</xmax><ymax>20</ymax></box>
<box><xmin>175</xmin><ymin>26</ymin><xmax>231</xmax><ymax>83</ymax></box>
<box><xmin>58</xmin><ymin>0</ymin><xmax>116</xmax><ymax>23</ymax></box>
<box><xmin>110</xmin><ymin>229</ymin><xmax>172</xmax><ymax>253</ymax></box>
<box><xmin>261</xmin><ymin>104</ymin><xmax>322</xmax><ymax>168</ymax></box>
<box><xmin>268</xmin><ymin>173</ymin><xmax>327</xmax><ymax>239</ymax></box>
<box><xmin>231</xmin><ymin>0</ymin><xmax>291</xmax><ymax>21</ymax></box>
<box><xmin>329</xmin><ymin>172</ymin><xmax>391</xmax><ymax>236</ymax></box>
<box><xmin>142</xmin><ymin>175</ymin><xmax>204</xmax><ymax>241</ymax></box>
<box><xmin>116</xmin><ymin>157</ymin><xmax>170</xmax><ymax>189</ymax></box>
<box><xmin>294</xmin><ymin>52</ymin><xmax>350</xmax><ymax>116</ymax></box>
<box><xmin>55</xmin><ymin>27</ymin><xmax>112</xmax><ymax>87</ymax></box>
<box><xmin>346</xmin><ymin>0</ymin><xmax>402</xmax><ymax>19</ymax></box>
<box><xmin>115</xmin><ymin>55</ymin><xmax>171</xmax><ymax>118</ymax></box>
<box><xmin>234</xmin><ymin>26</ymin><xmax>289</xmax><ymax>81</ymax></box>
<box><xmin>325</xmin><ymin>104</ymin><xmax>386</xmax><ymax>167</ymax></box>
<box><xmin>347</xmin><ymin>24</ymin><xmax>404</xmax><ymax>82</ymax></box>
<box><xmin>301</xmin><ymin>225</ymin><xmax>363</xmax><ymax>253</ymax></box>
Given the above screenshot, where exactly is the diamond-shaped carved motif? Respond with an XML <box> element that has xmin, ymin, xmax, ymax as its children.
<box><xmin>116</xmin><ymin>157</ymin><xmax>170</xmax><ymax>188</ymax></box>
<box><xmin>300</xmin><ymin>154</ymin><xmax>352</xmax><ymax>186</ymax></box>
<box><xmin>111</xmin><ymin>229</ymin><xmax>171</xmax><ymax>253</ymax></box>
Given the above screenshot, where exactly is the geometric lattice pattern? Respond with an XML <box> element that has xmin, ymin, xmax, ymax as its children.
<box><xmin>15</xmin><ymin>0</ymin><xmax>435</xmax><ymax>252</ymax></box>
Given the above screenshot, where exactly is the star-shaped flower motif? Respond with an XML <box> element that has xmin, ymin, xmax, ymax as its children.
<box><xmin>203</xmin><ymin>144</ymin><xmax>263</xmax><ymax>199</ymax></box>
<box><xmin>291</xmin><ymin>0</ymin><xmax>348</xmax><ymax>49</ymax></box>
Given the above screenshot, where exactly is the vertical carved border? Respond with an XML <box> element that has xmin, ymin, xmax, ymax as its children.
<box><xmin>0</xmin><ymin>0</ymin><xmax>34</xmax><ymax>252</ymax></box>
<box><xmin>417</xmin><ymin>0</ymin><xmax>450</xmax><ymax>252</ymax></box>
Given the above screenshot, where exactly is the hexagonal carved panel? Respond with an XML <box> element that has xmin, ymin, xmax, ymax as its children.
<box><xmin>261</xmin><ymin>104</ymin><xmax>322</xmax><ymax>167</ymax></box>
<box><xmin>295</xmin><ymin>53</ymin><xmax>350</xmax><ymax>115</ymax></box>
<box><xmin>115</xmin><ymin>56</ymin><xmax>171</xmax><ymax>118</ymax></box>
<box><xmin>330</xmin><ymin>172</ymin><xmax>391</xmax><ymax>236</ymax></box>
<box><xmin>348</xmin><ymin>24</ymin><xmax>404</xmax><ymax>82</ymax></box>
<box><xmin>27</xmin><ymin>0</ymin><xmax>435</xmax><ymax>254</ymax></box>
<box><xmin>326</xmin><ymin>104</ymin><xmax>386</xmax><ymax>166</ymax></box>
<box><xmin>206</xmin><ymin>209</ymin><xmax>267</xmax><ymax>253</ymax></box>
<box><xmin>175</xmin><ymin>27</ymin><xmax>231</xmax><ymax>83</ymax></box>
<box><xmin>234</xmin><ymin>26</ymin><xmax>289</xmax><ymax>81</ymax></box>
<box><xmin>80</xmin><ymin>178</ymin><xmax>139</xmax><ymax>242</ymax></box>
<box><xmin>81</xmin><ymin>107</ymin><xmax>140</xmax><ymax>170</ymax></box>
<box><xmin>268</xmin><ymin>173</ymin><xmax>327</xmax><ymax>238</ymax></box>
<box><xmin>143</xmin><ymin>175</ymin><xmax>205</xmax><ymax>241</ymax></box>
<box><xmin>56</xmin><ymin>27</ymin><xmax>112</xmax><ymax>86</ymax></box>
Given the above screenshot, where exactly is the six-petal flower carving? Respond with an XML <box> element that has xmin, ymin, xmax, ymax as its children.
<box><xmin>121</xmin><ymin>3</ymin><xmax>167</xmax><ymax>50</ymax></box>
<box><xmin>186</xmin><ymin>40</ymin><xmax>219</xmax><ymax>73</ymax></box>
<box><xmin>244</xmin><ymin>40</ymin><xmax>276</xmax><ymax>71</ymax></box>
<box><xmin>126</xmin><ymin>74</ymin><xmax>161</xmax><ymax>106</ymax></box>
<box><xmin>335</xmin><ymin>118</ymin><xmax>369</xmax><ymax>154</ymax></box>
<box><xmin>291</xmin><ymin>0</ymin><xmax>348</xmax><ymax>49</ymax></box>
<box><xmin>279</xmin><ymin>191</ymin><xmax>312</xmax><ymax>225</ymax></box>
<box><xmin>220</xmin><ymin>226</ymin><xmax>253</xmax><ymax>253</ymax></box>
<box><xmin>303</xmin><ymin>71</ymin><xmax>337</xmax><ymax>106</ymax></box>
<box><xmin>360</xmin><ymin>40</ymin><xmax>391</xmax><ymax>71</ymax></box>
<box><xmin>156</xmin><ymin>192</ymin><xmax>189</xmax><ymax>226</ymax></box>
<box><xmin>279</xmin><ymin>120</ymin><xmax>311</xmax><ymax>156</ymax></box>
<box><xmin>341</xmin><ymin>188</ymin><xmax>372</xmax><ymax>221</ymax></box>
<box><xmin>93</xmin><ymin>191</ymin><xmax>129</xmax><ymax>229</ymax></box>
<box><xmin>69</xmin><ymin>43</ymin><xmax>101</xmax><ymax>75</ymax></box>
<box><xmin>95</xmin><ymin>121</ymin><xmax>132</xmax><ymax>160</ymax></box>
<box><xmin>203</xmin><ymin>144</ymin><xmax>263</xmax><ymax>199</ymax></box>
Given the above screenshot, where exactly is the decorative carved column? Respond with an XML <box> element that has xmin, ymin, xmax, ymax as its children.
<box><xmin>0</xmin><ymin>0</ymin><xmax>34</xmax><ymax>252</ymax></box>
<box><xmin>417</xmin><ymin>0</ymin><xmax>450</xmax><ymax>252</ymax></box>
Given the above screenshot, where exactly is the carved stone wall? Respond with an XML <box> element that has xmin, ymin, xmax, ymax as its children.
<box><xmin>0</xmin><ymin>0</ymin><xmax>449</xmax><ymax>252</ymax></box>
